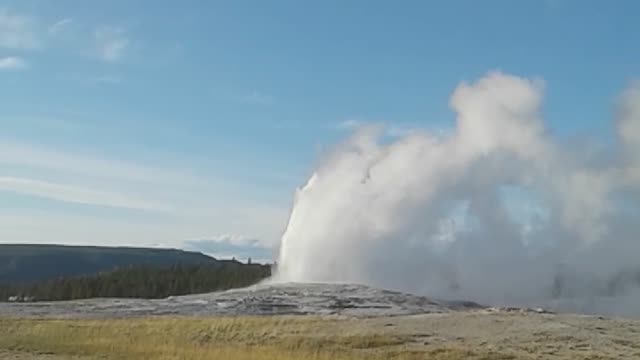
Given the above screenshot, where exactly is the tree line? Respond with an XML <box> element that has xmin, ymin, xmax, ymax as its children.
<box><xmin>0</xmin><ymin>261</ymin><xmax>271</xmax><ymax>302</ymax></box>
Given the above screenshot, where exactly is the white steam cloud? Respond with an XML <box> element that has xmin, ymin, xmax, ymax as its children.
<box><xmin>274</xmin><ymin>71</ymin><xmax>640</xmax><ymax>317</ymax></box>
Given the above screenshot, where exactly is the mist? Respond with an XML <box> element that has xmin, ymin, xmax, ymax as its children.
<box><xmin>273</xmin><ymin>71</ymin><xmax>640</xmax><ymax>317</ymax></box>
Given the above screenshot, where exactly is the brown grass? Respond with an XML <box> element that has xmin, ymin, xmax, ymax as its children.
<box><xmin>0</xmin><ymin>317</ymin><xmax>442</xmax><ymax>360</ymax></box>
<box><xmin>0</xmin><ymin>316</ymin><xmax>524</xmax><ymax>360</ymax></box>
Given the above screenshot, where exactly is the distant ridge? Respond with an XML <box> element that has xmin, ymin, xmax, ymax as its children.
<box><xmin>0</xmin><ymin>244</ymin><xmax>218</xmax><ymax>285</ymax></box>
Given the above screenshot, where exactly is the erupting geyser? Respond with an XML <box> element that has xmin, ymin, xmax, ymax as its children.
<box><xmin>273</xmin><ymin>71</ymin><xmax>640</xmax><ymax>316</ymax></box>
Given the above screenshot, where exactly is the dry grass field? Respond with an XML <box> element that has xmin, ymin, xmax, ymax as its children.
<box><xmin>1</xmin><ymin>312</ymin><xmax>639</xmax><ymax>360</ymax></box>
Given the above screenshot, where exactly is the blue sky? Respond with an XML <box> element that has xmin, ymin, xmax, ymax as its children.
<box><xmin>1</xmin><ymin>0</ymin><xmax>638</xmax><ymax>261</ymax></box>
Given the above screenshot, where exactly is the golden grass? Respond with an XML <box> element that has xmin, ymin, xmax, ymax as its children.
<box><xmin>0</xmin><ymin>316</ymin><xmax>521</xmax><ymax>360</ymax></box>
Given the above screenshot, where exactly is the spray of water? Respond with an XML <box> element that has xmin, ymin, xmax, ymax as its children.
<box><xmin>273</xmin><ymin>71</ymin><xmax>640</xmax><ymax>316</ymax></box>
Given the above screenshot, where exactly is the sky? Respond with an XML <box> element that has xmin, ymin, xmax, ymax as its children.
<box><xmin>1</xmin><ymin>0</ymin><xmax>639</xmax><ymax>262</ymax></box>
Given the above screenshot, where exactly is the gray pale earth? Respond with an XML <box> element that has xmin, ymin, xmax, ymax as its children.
<box><xmin>0</xmin><ymin>283</ymin><xmax>487</xmax><ymax>319</ymax></box>
<box><xmin>2</xmin><ymin>283</ymin><xmax>640</xmax><ymax>359</ymax></box>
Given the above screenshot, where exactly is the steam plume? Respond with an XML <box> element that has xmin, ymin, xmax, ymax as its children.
<box><xmin>274</xmin><ymin>71</ymin><xmax>640</xmax><ymax>316</ymax></box>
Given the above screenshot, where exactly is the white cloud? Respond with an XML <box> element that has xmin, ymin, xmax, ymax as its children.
<box><xmin>184</xmin><ymin>237</ymin><xmax>273</xmax><ymax>262</ymax></box>
<box><xmin>48</xmin><ymin>18</ymin><xmax>72</xmax><ymax>34</ymax></box>
<box><xmin>0</xmin><ymin>56</ymin><xmax>27</xmax><ymax>70</ymax></box>
<box><xmin>0</xmin><ymin>176</ymin><xmax>170</xmax><ymax>211</ymax></box>
<box><xmin>0</xmin><ymin>8</ymin><xmax>39</xmax><ymax>49</ymax></box>
<box><xmin>94</xmin><ymin>26</ymin><xmax>129</xmax><ymax>62</ymax></box>
<box><xmin>200</xmin><ymin>234</ymin><xmax>263</xmax><ymax>246</ymax></box>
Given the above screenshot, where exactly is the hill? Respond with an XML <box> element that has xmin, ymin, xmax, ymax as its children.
<box><xmin>0</xmin><ymin>244</ymin><xmax>218</xmax><ymax>285</ymax></box>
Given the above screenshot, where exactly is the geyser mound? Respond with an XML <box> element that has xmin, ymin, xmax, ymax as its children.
<box><xmin>273</xmin><ymin>71</ymin><xmax>640</xmax><ymax>317</ymax></box>
<box><xmin>0</xmin><ymin>282</ymin><xmax>483</xmax><ymax>318</ymax></box>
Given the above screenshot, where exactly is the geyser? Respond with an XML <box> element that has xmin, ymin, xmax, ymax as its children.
<box><xmin>274</xmin><ymin>71</ymin><xmax>640</xmax><ymax>316</ymax></box>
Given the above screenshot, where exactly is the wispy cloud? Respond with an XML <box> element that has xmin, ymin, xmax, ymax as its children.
<box><xmin>0</xmin><ymin>213</ymin><xmax>190</xmax><ymax>249</ymax></box>
<box><xmin>0</xmin><ymin>176</ymin><xmax>170</xmax><ymax>211</ymax></box>
<box><xmin>0</xmin><ymin>139</ymin><xmax>290</xmax><ymax>250</ymax></box>
<box><xmin>240</xmin><ymin>91</ymin><xmax>275</xmax><ymax>105</ymax></box>
<box><xmin>0</xmin><ymin>8</ymin><xmax>39</xmax><ymax>49</ymax></box>
<box><xmin>185</xmin><ymin>236</ymin><xmax>273</xmax><ymax>262</ymax></box>
<box><xmin>193</xmin><ymin>234</ymin><xmax>266</xmax><ymax>247</ymax></box>
<box><xmin>0</xmin><ymin>140</ymin><xmax>201</xmax><ymax>186</ymax></box>
<box><xmin>48</xmin><ymin>18</ymin><xmax>72</xmax><ymax>35</ymax></box>
<box><xmin>94</xmin><ymin>26</ymin><xmax>129</xmax><ymax>62</ymax></box>
<box><xmin>0</xmin><ymin>212</ymin><xmax>281</xmax><ymax>256</ymax></box>
<box><xmin>0</xmin><ymin>56</ymin><xmax>27</xmax><ymax>70</ymax></box>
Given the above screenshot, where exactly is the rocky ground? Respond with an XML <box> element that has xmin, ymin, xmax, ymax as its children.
<box><xmin>0</xmin><ymin>282</ymin><xmax>483</xmax><ymax>318</ymax></box>
<box><xmin>1</xmin><ymin>283</ymin><xmax>639</xmax><ymax>359</ymax></box>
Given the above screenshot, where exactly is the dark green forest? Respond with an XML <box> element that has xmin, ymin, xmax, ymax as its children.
<box><xmin>0</xmin><ymin>244</ymin><xmax>219</xmax><ymax>285</ymax></box>
<box><xmin>0</xmin><ymin>261</ymin><xmax>271</xmax><ymax>302</ymax></box>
